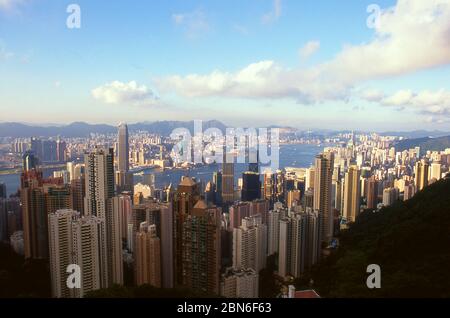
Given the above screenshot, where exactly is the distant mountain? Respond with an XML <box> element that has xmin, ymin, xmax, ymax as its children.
<box><xmin>395</xmin><ymin>135</ymin><xmax>450</xmax><ymax>154</ymax></box>
<box><xmin>309</xmin><ymin>177</ymin><xmax>450</xmax><ymax>297</ymax></box>
<box><xmin>0</xmin><ymin>120</ymin><xmax>228</xmax><ymax>138</ymax></box>
<box><xmin>0</xmin><ymin>122</ymin><xmax>117</xmax><ymax>138</ymax></box>
<box><xmin>381</xmin><ymin>130</ymin><xmax>450</xmax><ymax>139</ymax></box>
<box><xmin>129</xmin><ymin>120</ymin><xmax>227</xmax><ymax>136</ymax></box>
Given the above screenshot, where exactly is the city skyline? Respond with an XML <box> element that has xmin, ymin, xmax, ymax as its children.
<box><xmin>2</xmin><ymin>0</ymin><xmax>450</xmax><ymax>302</ymax></box>
<box><xmin>1</xmin><ymin>0</ymin><xmax>450</xmax><ymax>130</ymax></box>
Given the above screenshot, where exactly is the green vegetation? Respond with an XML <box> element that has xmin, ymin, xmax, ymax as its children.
<box><xmin>310</xmin><ymin>178</ymin><xmax>450</xmax><ymax>298</ymax></box>
<box><xmin>85</xmin><ymin>284</ymin><xmax>216</xmax><ymax>298</ymax></box>
<box><xmin>259</xmin><ymin>254</ymin><xmax>280</xmax><ymax>298</ymax></box>
<box><xmin>0</xmin><ymin>244</ymin><xmax>50</xmax><ymax>298</ymax></box>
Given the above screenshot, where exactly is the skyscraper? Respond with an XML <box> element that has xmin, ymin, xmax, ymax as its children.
<box><xmin>313</xmin><ymin>152</ymin><xmax>334</xmax><ymax>245</ymax></box>
<box><xmin>56</xmin><ymin>139</ymin><xmax>67</xmax><ymax>163</ymax></box>
<box><xmin>365</xmin><ymin>176</ymin><xmax>378</xmax><ymax>209</ymax></box>
<box><xmin>135</xmin><ymin>222</ymin><xmax>161</xmax><ymax>288</ymax></box>
<box><xmin>343</xmin><ymin>165</ymin><xmax>361</xmax><ymax>223</ymax></box>
<box><xmin>220</xmin><ymin>268</ymin><xmax>259</xmax><ymax>298</ymax></box>
<box><xmin>70</xmin><ymin>177</ymin><xmax>85</xmax><ymax>216</ymax></box>
<box><xmin>0</xmin><ymin>182</ymin><xmax>6</xmax><ymax>199</ymax></box>
<box><xmin>232</xmin><ymin>214</ymin><xmax>267</xmax><ymax>273</ymax></box>
<box><xmin>84</xmin><ymin>147</ymin><xmax>122</xmax><ymax>288</ymax></box>
<box><xmin>213</xmin><ymin>172</ymin><xmax>223</xmax><ymax>206</ymax></box>
<box><xmin>241</xmin><ymin>172</ymin><xmax>261</xmax><ymax>202</ymax></box>
<box><xmin>48</xmin><ymin>209</ymin><xmax>76</xmax><ymax>298</ymax></box>
<box><xmin>229</xmin><ymin>202</ymin><xmax>250</xmax><ymax>230</ymax></box>
<box><xmin>172</xmin><ymin>177</ymin><xmax>201</xmax><ymax>287</ymax></box>
<box><xmin>383</xmin><ymin>187</ymin><xmax>399</xmax><ymax>207</ymax></box>
<box><xmin>278</xmin><ymin>210</ymin><xmax>320</xmax><ymax>279</ymax></box>
<box><xmin>160</xmin><ymin>203</ymin><xmax>174</xmax><ymax>289</ymax></box>
<box><xmin>117</xmin><ymin>123</ymin><xmax>129</xmax><ymax>173</ymax></box>
<box><xmin>21</xmin><ymin>169</ymin><xmax>68</xmax><ymax>260</ymax></box>
<box><xmin>430</xmin><ymin>162</ymin><xmax>442</xmax><ymax>181</ymax></box>
<box><xmin>222</xmin><ymin>154</ymin><xmax>235</xmax><ymax>205</ymax></box>
<box><xmin>267</xmin><ymin>206</ymin><xmax>282</xmax><ymax>257</ymax></box>
<box><xmin>23</xmin><ymin>151</ymin><xmax>38</xmax><ymax>171</ymax></box>
<box><xmin>181</xmin><ymin>200</ymin><xmax>221</xmax><ymax>295</ymax></box>
<box><xmin>305</xmin><ymin>167</ymin><xmax>315</xmax><ymax>190</ymax></box>
<box><xmin>116</xmin><ymin>123</ymin><xmax>132</xmax><ymax>193</ymax></box>
<box><xmin>48</xmin><ymin>209</ymin><xmax>102</xmax><ymax>298</ymax></box>
<box><xmin>415</xmin><ymin>159</ymin><xmax>429</xmax><ymax>191</ymax></box>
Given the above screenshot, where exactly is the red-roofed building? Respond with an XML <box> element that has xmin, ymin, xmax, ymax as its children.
<box><xmin>288</xmin><ymin>285</ymin><xmax>321</xmax><ymax>298</ymax></box>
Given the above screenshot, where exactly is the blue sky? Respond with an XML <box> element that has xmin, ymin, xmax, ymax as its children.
<box><xmin>1</xmin><ymin>0</ymin><xmax>450</xmax><ymax>131</ymax></box>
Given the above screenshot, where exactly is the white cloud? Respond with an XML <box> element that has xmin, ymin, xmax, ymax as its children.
<box><xmin>0</xmin><ymin>0</ymin><xmax>25</xmax><ymax>12</ymax></box>
<box><xmin>262</xmin><ymin>0</ymin><xmax>282</xmax><ymax>24</ymax></box>
<box><xmin>362</xmin><ymin>88</ymin><xmax>450</xmax><ymax>121</ymax></box>
<box><xmin>232</xmin><ymin>23</ymin><xmax>249</xmax><ymax>35</ymax></box>
<box><xmin>158</xmin><ymin>0</ymin><xmax>450</xmax><ymax>105</ymax></box>
<box><xmin>0</xmin><ymin>46</ymin><xmax>14</xmax><ymax>60</ymax></box>
<box><xmin>92</xmin><ymin>81</ymin><xmax>158</xmax><ymax>105</ymax></box>
<box><xmin>299</xmin><ymin>41</ymin><xmax>320</xmax><ymax>59</ymax></box>
<box><xmin>358</xmin><ymin>88</ymin><xmax>385</xmax><ymax>102</ymax></box>
<box><xmin>172</xmin><ymin>9</ymin><xmax>210</xmax><ymax>39</ymax></box>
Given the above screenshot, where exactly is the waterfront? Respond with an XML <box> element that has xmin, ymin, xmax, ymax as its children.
<box><xmin>0</xmin><ymin>144</ymin><xmax>325</xmax><ymax>196</ymax></box>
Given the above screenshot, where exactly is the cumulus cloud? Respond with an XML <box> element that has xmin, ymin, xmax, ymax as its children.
<box><xmin>299</xmin><ymin>41</ymin><xmax>320</xmax><ymax>59</ymax></box>
<box><xmin>158</xmin><ymin>0</ymin><xmax>450</xmax><ymax>105</ymax></box>
<box><xmin>172</xmin><ymin>9</ymin><xmax>210</xmax><ymax>39</ymax></box>
<box><xmin>262</xmin><ymin>0</ymin><xmax>282</xmax><ymax>24</ymax></box>
<box><xmin>157</xmin><ymin>60</ymin><xmax>353</xmax><ymax>103</ymax></box>
<box><xmin>92</xmin><ymin>81</ymin><xmax>158</xmax><ymax>105</ymax></box>
<box><xmin>361</xmin><ymin>88</ymin><xmax>450</xmax><ymax>122</ymax></box>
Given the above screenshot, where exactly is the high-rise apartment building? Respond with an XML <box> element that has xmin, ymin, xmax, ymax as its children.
<box><xmin>365</xmin><ymin>176</ymin><xmax>378</xmax><ymax>209</ymax></box>
<box><xmin>173</xmin><ymin>177</ymin><xmax>201</xmax><ymax>287</ymax></box>
<box><xmin>135</xmin><ymin>222</ymin><xmax>161</xmax><ymax>288</ymax></box>
<box><xmin>382</xmin><ymin>187</ymin><xmax>399</xmax><ymax>207</ymax></box>
<box><xmin>343</xmin><ymin>165</ymin><xmax>361</xmax><ymax>223</ymax></box>
<box><xmin>278</xmin><ymin>210</ymin><xmax>320</xmax><ymax>279</ymax></box>
<box><xmin>48</xmin><ymin>209</ymin><xmax>102</xmax><ymax>298</ymax></box>
<box><xmin>181</xmin><ymin>200</ymin><xmax>221</xmax><ymax>295</ymax></box>
<box><xmin>430</xmin><ymin>162</ymin><xmax>442</xmax><ymax>181</ymax></box>
<box><xmin>267</xmin><ymin>209</ymin><xmax>281</xmax><ymax>256</ymax></box>
<box><xmin>415</xmin><ymin>159</ymin><xmax>429</xmax><ymax>191</ymax></box>
<box><xmin>21</xmin><ymin>169</ymin><xmax>68</xmax><ymax>260</ymax></box>
<box><xmin>313</xmin><ymin>152</ymin><xmax>334</xmax><ymax>245</ymax></box>
<box><xmin>220</xmin><ymin>268</ymin><xmax>259</xmax><ymax>298</ymax></box>
<box><xmin>229</xmin><ymin>202</ymin><xmax>250</xmax><ymax>230</ymax></box>
<box><xmin>232</xmin><ymin>214</ymin><xmax>267</xmax><ymax>273</ymax></box>
<box><xmin>84</xmin><ymin>147</ymin><xmax>122</xmax><ymax>288</ymax></box>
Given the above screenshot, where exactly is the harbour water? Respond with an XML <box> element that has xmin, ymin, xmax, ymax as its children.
<box><xmin>0</xmin><ymin>143</ymin><xmax>325</xmax><ymax>196</ymax></box>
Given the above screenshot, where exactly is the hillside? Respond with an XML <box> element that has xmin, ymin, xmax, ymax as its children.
<box><xmin>307</xmin><ymin>177</ymin><xmax>450</xmax><ymax>298</ymax></box>
<box><xmin>395</xmin><ymin>135</ymin><xmax>450</xmax><ymax>154</ymax></box>
<box><xmin>0</xmin><ymin>243</ymin><xmax>50</xmax><ymax>297</ymax></box>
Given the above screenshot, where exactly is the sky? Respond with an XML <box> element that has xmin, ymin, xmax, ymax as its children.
<box><xmin>1</xmin><ymin>0</ymin><xmax>450</xmax><ymax>131</ymax></box>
